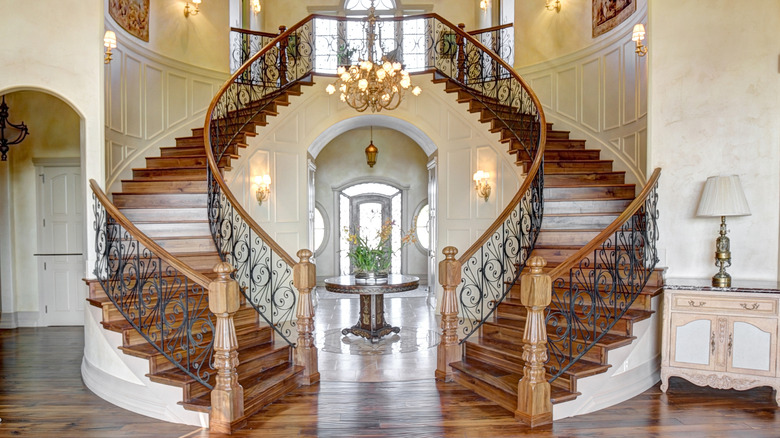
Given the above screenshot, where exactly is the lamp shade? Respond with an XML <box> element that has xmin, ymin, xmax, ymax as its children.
<box><xmin>696</xmin><ymin>175</ymin><xmax>751</xmax><ymax>217</ymax></box>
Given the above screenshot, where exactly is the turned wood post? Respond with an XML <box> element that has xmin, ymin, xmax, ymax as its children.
<box><xmin>456</xmin><ymin>23</ymin><xmax>467</xmax><ymax>83</ymax></box>
<box><xmin>209</xmin><ymin>262</ymin><xmax>245</xmax><ymax>434</ymax></box>
<box><xmin>278</xmin><ymin>25</ymin><xmax>288</xmax><ymax>86</ymax></box>
<box><xmin>293</xmin><ymin>249</ymin><xmax>320</xmax><ymax>385</ymax></box>
<box><xmin>436</xmin><ymin>246</ymin><xmax>462</xmax><ymax>381</ymax></box>
<box><xmin>515</xmin><ymin>256</ymin><xmax>553</xmax><ymax>428</ymax></box>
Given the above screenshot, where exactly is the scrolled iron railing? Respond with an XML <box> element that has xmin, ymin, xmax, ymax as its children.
<box><xmin>468</xmin><ymin>23</ymin><xmax>514</xmax><ymax>69</ymax></box>
<box><xmin>90</xmin><ymin>180</ymin><xmax>216</xmax><ymax>389</ymax></box>
<box><xmin>229</xmin><ymin>27</ymin><xmax>279</xmax><ymax>76</ymax></box>
<box><xmin>545</xmin><ymin>168</ymin><xmax>661</xmax><ymax>382</ymax></box>
<box><xmin>204</xmin><ymin>13</ymin><xmax>546</xmax><ymax>347</ymax></box>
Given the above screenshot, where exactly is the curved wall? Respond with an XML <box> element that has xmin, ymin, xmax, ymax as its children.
<box><xmin>516</xmin><ymin>2</ymin><xmax>648</xmax><ymax>186</ymax></box>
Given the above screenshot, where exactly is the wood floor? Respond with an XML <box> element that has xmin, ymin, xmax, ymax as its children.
<box><xmin>2</xmin><ymin>327</ymin><xmax>780</xmax><ymax>437</ymax></box>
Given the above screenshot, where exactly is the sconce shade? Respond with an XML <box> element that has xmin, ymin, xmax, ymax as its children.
<box><xmin>104</xmin><ymin>31</ymin><xmax>117</xmax><ymax>49</ymax></box>
<box><xmin>696</xmin><ymin>175</ymin><xmax>751</xmax><ymax>217</ymax></box>
<box><xmin>632</xmin><ymin>24</ymin><xmax>646</xmax><ymax>42</ymax></box>
<box><xmin>193</xmin><ymin>0</ymin><xmax>202</xmax><ymax>4</ymax></box>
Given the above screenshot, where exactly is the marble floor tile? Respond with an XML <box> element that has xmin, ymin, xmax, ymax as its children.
<box><xmin>314</xmin><ymin>293</ymin><xmax>440</xmax><ymax>383</ymax></box>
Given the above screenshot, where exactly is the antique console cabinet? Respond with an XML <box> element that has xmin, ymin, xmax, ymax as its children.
<box><xmin>661</xmin><ymin>279</ymin><xmax>780</xmax><ymax>404</ymax></box>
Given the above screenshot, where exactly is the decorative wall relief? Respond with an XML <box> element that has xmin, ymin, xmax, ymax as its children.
<box><xmin>592</xmin><ymin>0</ymin><xmax>635</xmax><ymax>38</ymax></box>
<box><xmin>109</xmin><ymin>0</ymin><xmax>150</xmax><ymax>42</ymax></box>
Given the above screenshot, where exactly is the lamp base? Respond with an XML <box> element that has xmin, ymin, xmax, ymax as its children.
<box><xmin>712</xmin><ymin>272</ymin><xmax>731</xmax><ymax>288</ymax></box>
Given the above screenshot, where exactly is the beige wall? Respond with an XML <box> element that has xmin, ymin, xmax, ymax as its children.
<box><xmin>315</xmin><ymin>127</ymin><xmax>429</xmax><ymax>279</ymax></box>
<box><xmin>107</xmin><ymin>0</ymin><xmax>230</xmax><ymax>73</ymax></box>
<box><xmin>514</xmin><ymin>0</ymin><xmax>648</xmax><ymax>67</ymax></box>
<box><xmin>0</xmin><ymin>0</ymin><xmax>103</xmax><ymax>325</ymax></box>
<box><xmin>649</xmin><ymin>0</ymin><xmax>780</xmax><ymax>281</ymax></box>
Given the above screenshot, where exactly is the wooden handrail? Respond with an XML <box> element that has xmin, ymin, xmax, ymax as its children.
<box><xmin>468</xmin><ymin>22</ymin><xmax>513</xmax><ymax>35</ymax></box>
<box><xmin>548</xmin><ymin>168</ymin><xmax>662</xmax><ymax>279</ymax></box>
<box><xmin>206</xmin><ymin>13</ymin><xmax>546</xmax><ymax>269</ymax></box>
<box><xmin>89</xmin><ymin>179</ymin><xmax>211</xmax><ymax>288</ymax></box>
<box><xmin>230</xmin><ymin>27</ymin><xmax>278</xmax><ymax>38</ymax></box>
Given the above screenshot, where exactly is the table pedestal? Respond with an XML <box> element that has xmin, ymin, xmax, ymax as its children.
<box><xmin>342</xmin><ymin>294</ymin><xmax>400</xmax><ymax>343</ymax></box>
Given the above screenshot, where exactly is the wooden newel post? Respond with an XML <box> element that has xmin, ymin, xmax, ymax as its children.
<box><xmin>515</xmin><ymin>256</ymin><xmax>553</xmax><ymax>427</ymax></box>
<box><xmin>436</xmin><ymin>246</ymin><xmax>462</xmax><ymax>381</ymax></box>
<box><xmin>293</xmin><ymin>249</ymin><xmax>320</xmax><ymax>385</ymax></box>
<box><xmin>209</xmin><ymin>262</ymin><xmax>245</xmax><ymax>434</ymax></box>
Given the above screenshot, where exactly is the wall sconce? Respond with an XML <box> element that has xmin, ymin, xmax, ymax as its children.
<box><xmin>365</xmin><ymin>126</ymin><xmax>378</xmax><ymax>168</ymax></box>
<box><xmin>251</xmin><ymin>0</ymin><xmax>261</xmax><ymax>13</ymax></box>
<box><xmin>479</xmin><ymin>0</ymin><xmax>489</xmax><ymax>12</ymax></box>
<box><xmin>103</xmin><ymin>31</ymin><xmax>117</xmax><ymax>64</ymax></box>
<box><xmin>545</xmin><ymin>0</ymin><xmax>561</xmax><ymax>12</ymax></box>
<box><xmin>696</xmin><ymin>175</ymin><xmax>751</xmax><ymax>287</ymax></box>
<box><xmin>184</xmin><ymin>0</ymin><xmax>201</xmax><ymax>18</ymax></box>
<box><xmin>632</xmin><ymin>23</ymin><xmax>648</xmax><ymax>57</ymax></box>
<box><xmin>473</xmin><ymin>170</ymin><xmax>491</xmax><ymax>202</ymax></box>
<box><xmin>255</xmin><ymin>174</ymin><xmax>271</xmax><ymax>205</ymax></box>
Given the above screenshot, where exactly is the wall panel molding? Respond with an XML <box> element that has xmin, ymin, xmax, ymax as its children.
<box><xmin>518</xmin><ymin>7</ymin><xmax>648</xmax><ymax>186</ymax></box>
<box><xmin>104</xmin><ymin>22</ymin><xmax>228</xmax><ymax>194</ymax></box>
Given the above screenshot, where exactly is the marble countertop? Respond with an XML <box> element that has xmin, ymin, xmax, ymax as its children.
<box><xmin>665</xmin><ymin>277</ymin><xmax>780</xmax><ymax>294</ymax></box>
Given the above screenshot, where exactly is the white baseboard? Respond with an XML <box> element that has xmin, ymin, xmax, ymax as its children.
<box><xmin>0</xmin><ymin>311</ymin><xmax>40</xmax><ymax>329</ymax></box>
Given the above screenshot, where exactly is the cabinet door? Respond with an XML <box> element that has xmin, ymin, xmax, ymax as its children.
<box><xmin>669</xmin><ymin>313</ymin><xmax>716</xmax><ymax>371</ymax></box>
<box><xmin>727</xmin><ymin>317</ymin><xmax>777</xmax><ymax>377</ymax></box>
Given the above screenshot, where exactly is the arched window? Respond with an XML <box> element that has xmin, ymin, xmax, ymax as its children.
<box><xmin>413</xmin><ymin>202</ymin><xmax>430</xmax><ymax>251</ymax></box>
<box><xmin>313</xmin><ymin>204</ymin><xmax>329</xmax><ymax>255</ymax></box>
<box><xmin>344</xmin><ymin>0</ymin><xmax>396</xmax><ymax>13</ymax></box>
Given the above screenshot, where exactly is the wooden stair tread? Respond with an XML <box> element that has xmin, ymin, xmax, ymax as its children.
<box><xmin>120</xmin><ymin>326</ymin><xmax>271</xmax><ymax>359</ymax></box>
<box><xmin>468</xmin><ymin>337</ymin><xmax>611</xmax><ymax>379</ymax></box>
<box><xmin>181</xmin><ymin>362</ymin><xmax>304</xmax><ymax>413</ymax></box>
<box><xmin>484</xmin><ymin>316</ymin><xmax>636</xmax><ymax>350</ymax></box>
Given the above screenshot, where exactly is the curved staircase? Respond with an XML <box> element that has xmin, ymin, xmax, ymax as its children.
<box><xmin>433</xmin><ymin>78</ymin><xmax>662</xmax><ymax>414</ymax></box>
<box><xmin>87</xmin><ymin>81</ymin><xmax>312</xmax><ymax>422</ymax></box>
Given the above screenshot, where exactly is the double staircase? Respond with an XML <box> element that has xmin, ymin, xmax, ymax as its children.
<box><xmin>87</xmin><ymin>12</ymin><xmax>659</xmax><ymax>432</ymax></box>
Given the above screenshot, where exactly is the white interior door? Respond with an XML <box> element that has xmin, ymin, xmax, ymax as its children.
<box><xmin>38</xmin><ymin>165</ymin><xmax>84</xmax><ymax>326</ymax></box>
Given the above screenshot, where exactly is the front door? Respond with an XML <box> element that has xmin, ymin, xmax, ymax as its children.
<box><xmin>37</xmin><ymin>165</ymin><xmax>84</xmax><ymax>326</ymax></box>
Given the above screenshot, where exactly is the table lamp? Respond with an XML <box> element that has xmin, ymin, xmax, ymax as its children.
<box><xmin>696</xmin><ymin>175</ymin><xmax>751</xmax><ymax>287</ymax></box>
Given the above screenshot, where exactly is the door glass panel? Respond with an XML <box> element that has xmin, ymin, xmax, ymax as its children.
<box><xmin>732</xmin><ymin>321</ymin><xmax>771</xmax><ymax>371</ymax></box>
<box><xmin>674</xmin><ymin>319</ymin><xmax>711</xmax><ymax>365</ymax></box>
<box><xmin>358</xmin><ymin>202</ymin><xmax>383</xmax><ymax>247</ymax></box>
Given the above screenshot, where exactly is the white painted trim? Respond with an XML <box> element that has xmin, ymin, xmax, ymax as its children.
<box><xmin>0</xmin><ymin>311</ymin><xmax>41</xmax><ymax>328</ymax></box>
<box><xmin>308</xmin><ymin>115</ymin><xmax>437</xmax><ymax>159</ymax></box>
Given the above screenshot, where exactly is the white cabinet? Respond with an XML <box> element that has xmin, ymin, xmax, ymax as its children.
<box><xmin>661</xmin><ymin>286</ymin><xmax>780</xmax><ymax>404</ymax></box>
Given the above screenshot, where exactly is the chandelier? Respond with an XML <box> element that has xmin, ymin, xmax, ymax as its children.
<box><xmin>0</xmin><ymin>96</ymin><xmax>30</xmax><ymax>161</ymax></box>
<box><xmin>325</xmin><ymin>0</ymin><xmax>421</xmax><ymax>112</ymax></box>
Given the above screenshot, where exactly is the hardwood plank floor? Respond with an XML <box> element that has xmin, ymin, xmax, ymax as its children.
<box><xmin>2</xmin><ymin>327</ymin><xmax>779</xmax><ymax>437</ymax></box>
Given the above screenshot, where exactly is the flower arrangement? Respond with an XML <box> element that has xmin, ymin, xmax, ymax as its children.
<box><xmin>345</xmin><ymin>219</ymin><xmax>416</xmax><ymax>276</ymax></box>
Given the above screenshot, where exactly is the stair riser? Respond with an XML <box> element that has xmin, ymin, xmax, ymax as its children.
<box><xmin>156</xmin><ymin>237</ymin><xmax>216</xmax><ymax>253</ymax></box>
<box><xmin>542</xmin><ymin>161</ymin><xmax>614</xmax><ymax>173</ymax></box>
<box><xmin>119</xmin><ymin>208</ymin><xmax>208</xmax><ymax>223</ymax></box>
<box><xmin>544</xmin><ymin>185</ymin><xmax>635</xmax><ymax>201</ymax></box>
<box><xmin>545</xmin><ymin>139</ymin><xmax>587</xmax><ymax>149</ymax></box>
<box><xmin>132</xmin><ymin>168</ymin><xmax>207</xmax><ymax>180</ymax></box>
<box><xmin>545</xmin><ymin>172</ymin><xmax>626</xmax><ymax>185</ymax></box>
<box><xmin>536</xmin><ymin>230</ymin><xmax>601</xmax><ymax>246</ymax></box>
<box><xmin>541</xmin><ymin>215</ymin><xmax>619</xmax><ymax>230</ymax></box>
<box><xmin>133</xmin><ymin>221</ymin><xmax>211</xmax><ymax>238</ymax></box>
<box><xmin>146</xmin><ymin>156</ymin><xmax>230</xmax><ymax>168</ymax></box>
<box><xmin>121</xmin><ymin>180</ymin><xmax>207</xmax><ymax>194</ymax></box>
<box><xmin>544</xmin><ymin>199</ymin><xmax>632</xmax><ymax>214</ymax></box>
<box><xmin>112</xmin><ymin>193</ymin><xmax>207</xmax><ymax>209</ymax></box>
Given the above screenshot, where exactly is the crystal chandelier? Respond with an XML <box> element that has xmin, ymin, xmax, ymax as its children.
<box><xmin>325</xmin><ymin>0</ymin><xmax>421</xmax><ymax>112</ymax></box>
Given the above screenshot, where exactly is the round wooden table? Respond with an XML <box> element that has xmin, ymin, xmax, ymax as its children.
<box><xmin>323</xmin><ymin>274</ymin><xmax>419</xmax><ymax>343</ymax></box>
